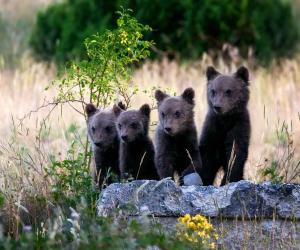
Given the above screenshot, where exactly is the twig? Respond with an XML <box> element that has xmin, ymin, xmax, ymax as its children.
<box><xmin>225</xmin><ymin>141</ymin><xmax>236</xmax><ymax>185</ymax></box>
<box><xmin>186</xmin><ymin>149</ymin><xmax>197</xmax><ymax>173</ymax></box>
<box><xmin>136</xmin><ymin>151</ymin><xmax>147</xmax><ymax>180</ymax></box>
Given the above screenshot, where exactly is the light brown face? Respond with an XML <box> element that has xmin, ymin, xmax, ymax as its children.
<box><xmin>206</xmin><ymin>66</ymin><xmax>250</xmax><ymax>115</ymax></box>
<box><xmin>117</xmin><ymin>111</ymin><xmax>144</xmax><ymax>143</ymax></box>
<box><xmin>87</xmin><ymin>111</ymin><xmax>118</xmax><ymax>149</ymax></box>
<box><xmin>114</xmin><ymin>104</ymin><xmax>150</xmax><ymax>143</ymax></box>
<box><xmin>208</xmin><ymin>75</ymin><xmax>245</xmax><ymax>114</ymax></box>
<box><xmin>158</xmin><ymin>98</ymin><xmax>193</xmax><ymax>135</ymax></box>
<box><xmin>155</xmin><ymin>88</ymin><xmax>195</xmax><ymax>136</ymax></box>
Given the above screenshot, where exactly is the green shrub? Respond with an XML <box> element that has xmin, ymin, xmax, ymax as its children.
<box><xmin>261</xmin><ymin>120</ymin><xmax>300</xmax><ymax>183</ymax></box>
<box><xmin>30</xmin><ymin>0</ymin><xmax>299</xmax><ymax>65</ymax></box>
<box><xmin>53</xmin><ymin>8</ymin><xmax>152</xmax><ymax>108</ymax></box>
<box><xmin>30</xmin><ymin>1</ymin><xmax>119</xmax><ymax>64</ymax></box>
<box><xmin>261</xmin><ymin>160</ymin><xmax>284</xmax><ymax>184</ymax></box>
<box><xmin>48</xmin><ymin>150</ymin><xmax>97</xmax><ymax>208</ymax></box>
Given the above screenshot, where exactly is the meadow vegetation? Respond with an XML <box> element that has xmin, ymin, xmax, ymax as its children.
<box><xmin>0</xmin><ymin>0</ymin><xmax>299</xmax><ymax>249</ymax></box>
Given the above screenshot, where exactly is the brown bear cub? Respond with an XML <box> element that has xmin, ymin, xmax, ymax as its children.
<box><xmin>154</xmin><ymin>88</ymin><xmax>202</xmax><ymax>185</ymax></box>
<box><xmin>199</xmin><ymin>66</ymin><xmax>251</xmax><ymax>186</ymax></box>
<box><xmin>113</xmin><ymin>104</ymin><xmax>158</xmax><ymax>180</ymax></box>
<box><xmin>86</xmin><ymin>102</ymin><xmax>126</xmax><ymax>189</ymax></box>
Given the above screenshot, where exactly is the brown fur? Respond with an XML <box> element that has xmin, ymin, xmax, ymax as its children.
<box><xmin>154</xmin><ymin>88</ymin><xmax>202</xmax><ymax>183</ymax></box>
<box><xmin>113</xmin><ymin>104</ymin><xmax>158</xmax><ymax>180</ymax></box>
<box><xmin>199</xmin><ymin>66</ymin><xmax>251</xmax><ymax>185</ymax></box>
<box><xmin>86</xmin><ymin>102</ymin><xmax>125</xmax><ymax>189</ymax></box>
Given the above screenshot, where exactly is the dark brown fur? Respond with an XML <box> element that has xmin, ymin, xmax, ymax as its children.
<box><xmin>199</xmin><ymin>66</ymin><xmax>251</xmax><ymax>185</ymax></box>
<box><xmin>86</xmin><ymin>102</ymin><xmax>125</xmax><ymax>189</ymax></box>
<box><xmin>113</xmin><ymin>104</ymin><xmax>158</xmax><ymax>180</ymax></box>
<box><xmin>154</xmin><ymin>88</ymin><xmax>202</xmax><ymax>183</ymax></box>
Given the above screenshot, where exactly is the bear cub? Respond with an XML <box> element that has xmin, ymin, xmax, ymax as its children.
<box><xmin>86</xmin><ymin>102</ymin><xmax>125</xmax><ymax>189</ymax></box>
<box><xmin>199</xmin><ymin>66</ymin><xmax>251</xmax><ymax>186</ymax></box>
<box><xmin>113</xmin><ymin>104</ymin><xmax>158</xmax><ymax>180</ymax></box>
<box><xmin>154</xmin><ymin>88</ymin><xmax>202</xmax><ymax>185</ymax></box>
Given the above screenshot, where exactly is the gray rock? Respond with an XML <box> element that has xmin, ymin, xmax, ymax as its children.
<box><xmin>183</xmin><ymin>173</ymin><xmax>203</xmax><ymax>186</ymax></box>
<box><xmin>97</xmin><ymin>179</ymin><xmax>300</xmax><ymax>219</ymax></box>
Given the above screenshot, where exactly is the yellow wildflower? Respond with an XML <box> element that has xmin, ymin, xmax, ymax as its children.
<box><xmin>197</xmin><ymin>231</ymin><xmax>206</xmax><ymax>238</ymax></box>
<box><xmin>119</xmin><ymin>31</ymin><xmax>128</xmax><ymax>44</ymax></box>
<box><xmin>179</xmin><ymin>214</ymin><xmax>191</xmax><ymax>223</ymax></box>
<box><xmin>188</xmin><ymin>221</ymin><xmax>197</xmax><ymax>230</ymax></box>
<box><xmin>177</xmin><ymin>214</ymin><xmax>217</xmax><ymax>248</ymax></box>
<box><xmin>214</xmin><ymin>233</ymin><xmax>219</xmax><ymax>240</ymax></box>
<box><xmin>209</xmin><ymin>242</ymin><xmax>216</xmax><ymax>249</ymax></box>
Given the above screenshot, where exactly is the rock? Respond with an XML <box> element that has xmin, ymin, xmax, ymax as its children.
<box><xmin>97</xmin><ymin>179</ymin><xmax>300</xmax><ymax>219</ymax></box>
<box><xmin>183</xmin><ymin>173</ymin><xmax>203</xmax><ymax>186</ymax></box>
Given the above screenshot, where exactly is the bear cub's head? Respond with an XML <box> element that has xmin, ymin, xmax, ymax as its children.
<box><xmin>155</xmin><ymin>88</ymin><xmax>195</xmax><ymax>136</ymax></box>
<box><xmin>86</xmin><ymin>102</ymin><xmax>125</xmax><ymax>150</ymax></box>
<box><xmin>113</xmin><ymin>104</ymin><xmax>151</xmax><ymax>143</ymax></box>
<box><xmin>206</xmin><ymin>66</ymin><xmax>250</xmax><ymax>115</ymax></box>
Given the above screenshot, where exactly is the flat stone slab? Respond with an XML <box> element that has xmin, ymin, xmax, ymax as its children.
<box><xmin>97</xmin><ymin>179</ymin><xmax>300</xmax><ymax>219</ymax></box>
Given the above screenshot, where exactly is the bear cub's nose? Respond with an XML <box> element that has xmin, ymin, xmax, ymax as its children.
<box><xmin>164</xmin><ymin>127</ymin><xmax>172</xmax><ymax>133</ymax></box>
<box><xmin>94</xmin><ymin>142</ymin><xmax>102</xmax><ymax>147</ymax></box>
<box><xmin>213</xmin><ymin>106</ymin><xmax>222</xmax><ymax>113</ymax></box>
<box><xmin>121</xmin><ymin>135</ymin><xmax>128</xmax><ymax>141</ymax></box>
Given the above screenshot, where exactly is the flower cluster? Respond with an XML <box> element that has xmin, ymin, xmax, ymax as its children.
<box><xmin>177</xmin><ymin>214</ymin><xmax>218</xmax><ymax>249</ymax></box>
<box><xmin>119</xmin><ymin>31</ymin><xmax>128</xmax><ymax>45</ymax></box>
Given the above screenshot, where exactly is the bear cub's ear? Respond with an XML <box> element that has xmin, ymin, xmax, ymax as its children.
<box><xmin>181</xmin><ymin>88</ymin><xmax>195</xmax><ymax>105</ymax></box>
<box><xmin>117</xmin><ymin>101</ymin><xmax>127</xmax><ymax>111</ymax></box>
<box><xmin>234</xmin><ymin>66</ymin><xmax>249</xmax><ymax>84</ymax></box>
<box><xmin>206</xmin><ymin>66</ymin><xmax>220</xmax><ymax>81</ymax></box>
<box><xmin>139</xmin><ymin>104</ymin><xmax>151</xmax><ymax>117</ymax></box>
<box><xmin>112</xmin><ymin>104</ymin><xmax>123</xmax><ymax>117</ymax></box>
<box><xmin>86</xmin><ymin>103</ymin><xmax>97</xmax><ymax>117</ymax></box>
<box><xmin>155</xmin><ymin>89</ymin><xmax>168</xmax><ymax>103</ymax></box>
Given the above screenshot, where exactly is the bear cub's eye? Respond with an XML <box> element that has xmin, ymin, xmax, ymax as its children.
<box><xmin>161</xmin><ymin>112</ymin><xmax>165</xmax><ymax>118</ymax></box>
<box><xmin>130</xmin><ymin>122</ymin><xmax>138</xmax><ymax>129</ymax></box>
<box><xmin>225</xmin><ymin>89</ymin><xmax>232</xmax><ymax>96</ymax></box>
<box><xmin>118</xmin><ymin>124</ymin><xmax>122</xmax><ymax>129</ymax></box>
<box><xmin>211</xmin><ymin>89</ymin><xmax>216</xmax><ymax>97</ymax></box>
<box><xmin>92</xmin><ymin>126</ymin><xmax>96</xmax><ymax>133</ymax></box>
<box><xmin>174</xmin><ymin>111</ymin><xmax>181</xmax><ymax>118</ymax></box>
<box><xmin>105</xmin><ymin>126</ymin><xmax>112</xmax><ymax>133</ymax></box>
